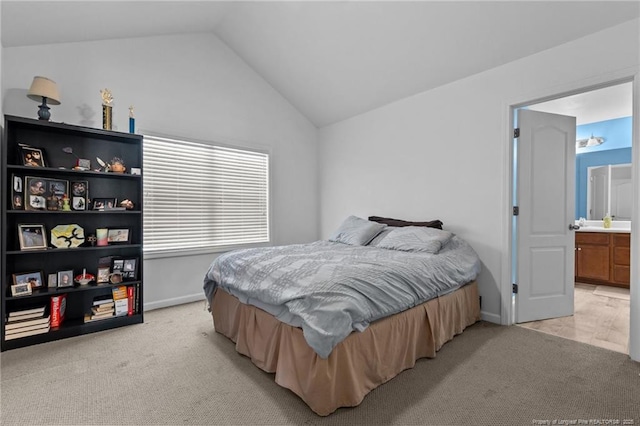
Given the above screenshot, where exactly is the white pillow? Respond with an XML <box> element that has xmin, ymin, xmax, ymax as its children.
<box><xmin>373</xmin><ymin>226</ymin><xmax>453</xmax><ymax>254</ymax></box>
<box><xmin>329</xmin><ymin>215</ymin><xmax>387</xmax><ymax>246</ymax></box>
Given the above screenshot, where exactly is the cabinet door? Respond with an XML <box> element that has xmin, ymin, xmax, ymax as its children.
<box><xmin>577</xmin><ymin>245</ymin><xmax>610</xmax><ymax>281</ymax></box>
<box><xmin>611</xmin><ymin>234</ymin><xmax>630</xmax><ymax>286</ymax></box>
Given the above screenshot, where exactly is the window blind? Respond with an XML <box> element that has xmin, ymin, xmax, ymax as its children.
<box><xmin>142</xmin><ymin>134</ymin><xmax>269</xmax><ymax>254</ymax></box>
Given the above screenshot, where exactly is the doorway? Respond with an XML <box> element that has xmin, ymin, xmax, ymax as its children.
<box><xmin>510</xmin><ymin>80</ymin><xmax>634</xmax><ymax>355</ymax></box>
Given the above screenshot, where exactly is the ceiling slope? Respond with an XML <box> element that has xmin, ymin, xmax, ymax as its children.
<box><xmin>2</xmin><ymin>1</ymin><xmax>639</xmax><ymax>127</ymax></box>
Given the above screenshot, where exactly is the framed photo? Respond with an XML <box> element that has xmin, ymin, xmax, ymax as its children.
<box><xmin>13</xmin><ymin>174</ymin><xmax>23</xmax><ymax>193</ymax></box>
<box><xmin>18</xmin><ymin>224</ymin><xmax>48</xmax><ymax>250</ymax></box>
<box><xmin>25</xmin><ymin>177</ymin><xmax>69</xmax><ymax>211</ymax></box>
<box><xmin>97</xmin><ymin>267</ymin><xmax>111</xmax><ymax>284</ymax></box>
<box><xmin>11</xmin><ymin>283</ymin><xmax>32</xmax><ymax>297</ymax></box>
<box><xmin>48</xmin><ymin>273</ymin><xmax>58</xmax><ymax>288</ymax></box>
<box><xmin>11</xmin><ymin>174</ymin><xmax>24</xmax><ymax>210</ymax></box>
<box><xmin>92</xmin><ymin>197</ymin><xmax>117</xmax><ymax>210</ymax></box>
<box><xmin>12</xmin><ymin>270</ymin><xmax>44</xmax><ymax>290</ymax></box>
<box><xmin>112</xmin><ymin>258</ymin><xmax>125</xmax><ymax>273</ymax></box>
<box><xmin>12</xmin><ymin>194</ymin><xmax>23</xmax><ymax>210</ymax></box>
<box><xmin>57</xmin><ymin>270</ymin><xmax>74</xmax><ymax>288</ymax></box>
<box><xmin>47</xmin><ymin>178</ymin><xmax>69</xmax><ymax>211</ymax></box>
<box><xmin>25</xmin><ymin>177</ymin><xmax>47</xmax><ymax>210</ymax></box>
<box><xmin>122</xmin><ymin>258</ymin><xmax>138</xmax><ymax>281</ymax></box>
<box><xmin>71</xmin><ymin>181</ymin><xmax>88</xmax><ymax>211</ymax></box>
<box><xmin>107</xmin><ymin>228</ymin><xmax>130</xmax><ymax>244</ymax></box>
<box><xmin>21</xmin><ymin>146</ymin><xmax>46</xmax><ymax>167</ymax></box>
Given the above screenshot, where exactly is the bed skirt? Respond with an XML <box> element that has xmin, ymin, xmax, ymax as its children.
<box><xmin>210</xmin><ymin>281</ymin><xmax>480</xmax><ymax>416</ymax></box>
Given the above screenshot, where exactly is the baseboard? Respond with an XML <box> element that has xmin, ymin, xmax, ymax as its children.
<box><xmin>144</xmin><ymin>293</ymin><xmax>206</xmax><ymax>311</ymax></box>
<box><xmin>481</xmin><ymin>310</ymin><xmax>501</xmax><ymax>324</ymax></box>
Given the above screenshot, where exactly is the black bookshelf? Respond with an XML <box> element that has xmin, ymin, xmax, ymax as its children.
<box><xmin>1</xmin><ymin>115</ymin><xmax>144</xmax><ymax>351</ymax></box>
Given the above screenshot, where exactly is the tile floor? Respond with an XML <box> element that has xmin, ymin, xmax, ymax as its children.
<box><xmin>518</xmin><ymin>283</ymin><xmax>630</xmax><ymax>354</ymax></box>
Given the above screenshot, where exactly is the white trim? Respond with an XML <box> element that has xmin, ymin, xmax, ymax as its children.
<box><xmin>501</xmin><ymin>68</ymin><xmax>639</xmax><ymax>357</ymax></box>
<box><xmin>481</xmin><ymin>311</ymin><xmax>501</xmax><ymax>324</ymax></box>
<box><xmin>143</xmin><ymin>293</ymin><xmax>206</xmax><ymax>312</ymax></box>
<box><xmin>629</xmin><ymin>72</ymin><xmax>640</xmax><ymax>362</ymax></box>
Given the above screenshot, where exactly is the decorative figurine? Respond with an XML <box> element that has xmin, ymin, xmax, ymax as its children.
<box><xmin>120</xmin><ymin>199</ymin><xmax>134</xmax><ymax>210</ymax></box>
<box><xmin>109</xmin><ymin>157</ymin><xmax>126</xmax><ymax>173</ymax></box>
<box><xmin>61</xmin><ymin>194</ymin><xmax>71</xmax><ymax>211</ymax></box>
<box><xmin>129</xmin><ymin>105</ymin><xmax>135</xmax><ymax>133</ymax></box>
<box><xmin>100</xmin><ymin>88</ymin><xmax>113</xmax><ymax>130</ymax></box>
<box><xmin>96</xmin><ymin>157</ymin><xmax>109</xmax><ymax>172</ymax></box>
<box><xmin>46</xmin><ymin>195</ymin><xmax>59</xmax><ymax>211</ymax></box>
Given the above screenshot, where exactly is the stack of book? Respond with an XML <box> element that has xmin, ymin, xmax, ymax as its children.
<box><xmin>83</xmin><ymin>297</ymin><xmax>114</xmax><ymax>323</ymax></box>
<box><xmin>112</xmin><ymin>286</ymin><xmax>129</xmax><ymax>317</ymax></box>
<box><xmin>5</xmin><ymin>306</ymin><xmax>50</xmax><ymax>340</ymax></box>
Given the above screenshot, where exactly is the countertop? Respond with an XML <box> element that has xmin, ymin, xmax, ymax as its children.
<box><xmin>575</xmin><ymin>220</ymin><xmax>630</xmax><ymax>233</ymax></box>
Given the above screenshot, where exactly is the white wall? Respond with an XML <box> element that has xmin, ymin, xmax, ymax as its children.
<box><xmin>2</xmin><ymin>33</ymin><xmax>319</xmax><ymax>310</ymax></box>
<box><xmin>318</xmin><ymin>20</ymin><xmax>640</xmax><ymax>325</ymax></box>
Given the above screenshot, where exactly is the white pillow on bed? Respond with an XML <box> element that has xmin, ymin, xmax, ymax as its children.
<box><xmin>329</xmin><ymin>215</ymin><xmax>387</xmax><ymax>246</ymax></box>
<box><xmin>372</xmin><ymin>226</ymin><xmax>453</xmax><ymax>254</ymax></box>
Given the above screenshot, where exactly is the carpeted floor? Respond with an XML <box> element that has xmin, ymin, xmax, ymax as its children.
<box><xmin>1</xmin><ymin>301</ymin><xmax>639</xmax><ymax>425</ymax></box>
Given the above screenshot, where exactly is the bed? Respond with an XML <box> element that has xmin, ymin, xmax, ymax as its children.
<box><xmin>203</xmin><ymin>216</ymin><xmax>482</xmax><ymax>416</ymax></box>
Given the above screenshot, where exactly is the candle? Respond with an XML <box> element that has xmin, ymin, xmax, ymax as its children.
<box><xmin>82</xmin><ymin>268</ymin><xmax>86</xmax><ymax>279</ymax></box>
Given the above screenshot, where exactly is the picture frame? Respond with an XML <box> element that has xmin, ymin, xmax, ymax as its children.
<box><xmin>71</xmin><ymin>180</ymin><xmax>88</xmax><ymax>211</ymax></box>
<box><xmin>18</xmin><ymin>224</ymin><xmax>48</xmax><ymax>251</ymax></box>
<box><xmin>11</xmin><ymin>283</ymin><xmax>32</xmax><ymax>297</ymax></box>
<box><xmin>24</xmin><ymin>176</ymin><xmax>69</xmax><ymax>211</ymax></box>
<box><xmin>107</xmin><ymin>228</ymin><xmax>131</xmax><ymax>244</ymax></box>
<box><xmin>122</xmin><ymin>257</ymin><xmax>138</xmax><ymax>281</ymax></box>
<box><xmin>92</xmin><ymin>197</ymin><xmax>117</xmax><ymax>210</ymax></box>
<box><xmin>11</xmin><ymin>174</ymin><xmax>23</xmax><ymax>210</ymax></box>
<box><xmin>46</xmin><ymin>178</ymin><xmax>69</xmax><ymax>211</ymax></box>
<box><xmin>48</xmin><ymin>273</ymin><xmax>58</xmax><ymax>288</ymax></box>
<box><xmin>12</xmin><ymin>194</ymin><xmax>24</xmax><ymax>210</ymax></box>
<box><xmin>20</xmin><ymin>146</ymin><xmax>46</xmax><ymax>167</ymax></box>
<box><xmin>12</xmin><ymin>270</ymin><xmax>44</xmax><ymax>290</ymax></box>
<box><xmin>97</xmin><ymin>266</ymin><xmax>111</xmax><ymax>284</ymax></box>
<box><xmin>111</xmin><ymin>258</ymin><xmax>125</xmax><ymax>273</ymax></box>
<box><xmin>25</xmin><ymin>176</ymin><xmax>47</xmax><ymax>210</ymax></box>
<box><xmin>57</xmin><ymin>270</ymin><xmax>74</xmax><ymax>288</ymax></box>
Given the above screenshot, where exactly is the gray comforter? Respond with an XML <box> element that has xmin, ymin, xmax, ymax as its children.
<box><xmin>203</xmin><ymin>236</ymin><xmax>481</xmax><ymax>358</ymax></box>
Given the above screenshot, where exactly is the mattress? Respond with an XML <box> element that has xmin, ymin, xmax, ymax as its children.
<box><xmin>204</xmin><ymin>237</ymin><xmax>481</xmax><ymax>358</ymax></box>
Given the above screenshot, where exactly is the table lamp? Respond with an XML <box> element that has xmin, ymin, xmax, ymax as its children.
<box><xmin>27</xmin><ymin>76</ymin><xmax>61</xmax><ymax>121</ymax></box>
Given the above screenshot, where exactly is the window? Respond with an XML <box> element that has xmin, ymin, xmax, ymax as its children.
<box><xmin>142</xmin><ymin>134</ymin><xmax>269</xmax><ymax>256</ymax></box>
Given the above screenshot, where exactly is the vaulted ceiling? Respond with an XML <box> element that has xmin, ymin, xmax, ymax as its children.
<box><xmin>2</xmin><ymin>1</ymin><xmax>639</xmax><ymax>127</ymax></box>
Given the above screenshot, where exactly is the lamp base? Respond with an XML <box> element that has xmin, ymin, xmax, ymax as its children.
<box><xmin>37</xmin><ymin>99</ymin><xmax>51</xmax><ymax>121</ymax></box>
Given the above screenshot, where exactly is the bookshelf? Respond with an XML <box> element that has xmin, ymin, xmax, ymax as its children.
<box><xmin>1</xmin><ymin>115</ymin><xmax>144</xmax><ymax>351</ymax></box>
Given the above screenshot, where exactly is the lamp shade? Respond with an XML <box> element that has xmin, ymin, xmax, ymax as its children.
<box><xmin>27</xmin><ymin>76</ymin><xmax>61</xmax><ymax>105</ymax></box>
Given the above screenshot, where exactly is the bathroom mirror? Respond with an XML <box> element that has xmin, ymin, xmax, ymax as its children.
<box><xmin>585</xmin><ymin>163</ymin><xmax>632</xmax><ymax>221</ymax></box>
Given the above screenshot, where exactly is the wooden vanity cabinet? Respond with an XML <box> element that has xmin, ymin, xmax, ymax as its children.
<box><xmin>575</xmin><ymin>232</ymin><xmax>630</xmax><ymax>288</ymax></box>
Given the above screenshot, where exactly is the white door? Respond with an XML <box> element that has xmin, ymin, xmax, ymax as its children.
<box><xmin>516</xmin><ymin>109</ymin><xmax>577</xmax><ymax>323</ymax></box>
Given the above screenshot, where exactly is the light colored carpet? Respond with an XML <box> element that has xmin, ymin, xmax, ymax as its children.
<box><xmin>593</xmin><ymin>285</ymin><xmax>631</xmax><ymax>301</ymax></box>
<box><xmin>1</xmin><ymin>301</ymin><xmax>639</xmax><ymax>425</ymax></box>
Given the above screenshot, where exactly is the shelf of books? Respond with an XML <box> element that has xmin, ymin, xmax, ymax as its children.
<box><xmin>2</xmin><ymin>115</ymin><xmax>144</xmax><ymax>351</ymax></box>
<box><xmin>2</xmin><ymin>283</ymin><xmax>141</xmax><ymax>351</ymax></box>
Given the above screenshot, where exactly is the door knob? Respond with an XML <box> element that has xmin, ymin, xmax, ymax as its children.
<box><xmin>569</xmin><ymin>224</ymin><xmax>580</xmax><ymax>230</ymax></box>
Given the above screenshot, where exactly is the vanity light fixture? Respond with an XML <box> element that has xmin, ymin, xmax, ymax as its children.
<box><xmin>576</xmin><ymin>134</ymin><xmax>604</xmax><ymax>148</ymax></box>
